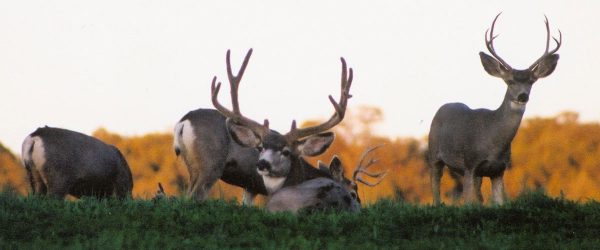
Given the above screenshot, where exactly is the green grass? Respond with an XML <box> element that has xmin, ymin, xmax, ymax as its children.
<box><xmin>1</xmin><ymin>192</ymin><xmax>599</xmax><ymax>249</ymax></box>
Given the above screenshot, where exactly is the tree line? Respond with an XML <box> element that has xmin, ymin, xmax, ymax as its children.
<box><xmin>1</xmin><ymin>108</ymin><xmax>598</xmax><ymax>204</ymax></box>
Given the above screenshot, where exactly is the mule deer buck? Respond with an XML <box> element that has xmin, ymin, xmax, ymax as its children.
<box><xmin>174</xmin><ymin>49</ymin><xmax>353</xmax><ymax>204</ymax></box>
<box><xmin>266</xmin><ymin>145</ymin><xmax>387</xmax><ymax>213</ymax></box>
<box><xmin>428</xmin><ymin>13</ymin><xmax>561</xmax><ymax>205</ymax></box>
<box><xmin>21</xmin><ymin>126</ymin><xmax>133</xmax><ymax>199</ymax></box>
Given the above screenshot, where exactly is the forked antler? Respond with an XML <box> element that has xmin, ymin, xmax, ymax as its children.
<box><xmin>211</xmin><ymin>49</ymin><xmax>270</xmax><ymax>137</ymax></box>
<box><xmin>528</xmin><ymin>15</ymin><xmax>562</xmax><ymax>71</ymax></box>
<box><xmin>284</xmin><ymin>58</ymin><xmax>353</xmax><ymax>142</ymax></box>
<box><xmin>485</xmin><ymin>13</ymin><xmax>562</xmax><ymax>71</ymax></box>
<box><xmin>352</xmin><ymin>144</ymin><xmax>387</xmax><ymax>187</ymax></box>
<box><xmin>485</xmin><ymin>12</ymin><xmax>513</xmax><ymax>70</ymax></box>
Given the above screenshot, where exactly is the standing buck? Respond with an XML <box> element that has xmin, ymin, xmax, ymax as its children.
<box><xmin>21</xmin><ymin>126</ymin><xmax>133</xmax><ymax>199</ymax></box>
<box><xmin>428</xmin><ymin>13</ymin><xmax>561</xmax><ymax>205</ymax></box>
<box><xmin>174</xmin><ymin>49</ymin><xmax>353</xmax><ymax>204</ymax></box>
<box><xmin>266</xmin><ymin>145</ymin><xmax>387</xmax><ymax>213</ymax></box>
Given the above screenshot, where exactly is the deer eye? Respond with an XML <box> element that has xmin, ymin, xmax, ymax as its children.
<box><xmin>281</xmin><ymin>149</ymin><xmax>291</xmax><ymax>157</ymax></box>
<box><xmin>256</xmin><ymin>145</ymin><xmax>263</xmax><ymax>152</ymax></box>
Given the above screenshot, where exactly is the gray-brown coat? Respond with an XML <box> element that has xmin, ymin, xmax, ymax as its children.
<box><xmin>21</xmin><ymin>126</ymin><xmax>133</xmax><ymax>198</ymax></box>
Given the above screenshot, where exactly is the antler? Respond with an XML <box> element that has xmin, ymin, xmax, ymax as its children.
<box><xmin>211</xmin><ymin>49</ymin><xmax>269</xmax><ymax>137</ymax></box>
<box><xmin>284</xmin><ymin>57</ymin><xmax>353</xmax><ymax>142</ymax></box>
<box><xmin>528</xmin><ymin>15</ymin><xmax>562</xmax><ymax>71</ymax></box>
<box><xmin>485</xmin><ymin>12</ymin><xmax>513</xmax><ymax>71</ymax></box>
<box><xmin>352</xmin><ymin>144</ymin><xmax>387</xmax><ymax>187</ymax></box>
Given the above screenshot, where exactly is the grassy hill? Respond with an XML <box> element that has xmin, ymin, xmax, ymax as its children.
<box><xmin>1</xmin><ymin>192</ymin><xmax>599</xmax><ymax>249</ymax></box>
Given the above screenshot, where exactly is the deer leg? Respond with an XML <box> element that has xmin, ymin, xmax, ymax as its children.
<box><xmin>242</xmin><ymin>189</ymin><xmax>256</xmax><ymax>206</ymax></box>
<box><xmin>463</xmin><ymin>169</ymin><xmax>479</xmax><ymax>205</ymax></box>
<box><xmin>491</xmin><ymin>175</ymin><xmax>505</xmax><ymax>205</ymax></box>
<box><xmin>188</xmin><ymin>173</ymin><xmax>214</xmax><ymax>202</ymax></box>
<box><xmin>430</xmin><ymin>161</ymin><xmax>444</xmax><ymax>206</ymax></box>
<box><xmin>29</xmin><ymin>168</ymin><xmax>47</xmax><ymax>195</ymax></box>
<box><xmin>449</xmin><ymin>170</ymin><xmax>463</xmax><ymax>203</ymax></box>
<box><xmin>188</xmin><ymin>157</ymin><xmax>225</xmax><ymax>202</ymax></box>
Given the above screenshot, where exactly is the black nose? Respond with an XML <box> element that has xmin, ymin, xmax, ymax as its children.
<box><xmin>174</xmin><ymin>147</ymin><xmax>181</xmax><ymax>156</ymax></box>
<box><xmin>257</xmin><ymin>160</ymin><xmax>271</xmax><ymax>171</ymax></box>
<box><xmin>517</xmin><ymin>93</ymin><xmax>529</xmax><ymax>103</ymax></box>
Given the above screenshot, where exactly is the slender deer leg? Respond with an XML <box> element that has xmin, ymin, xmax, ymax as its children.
<box><xmin>186</xmin><ymin>164</ymin><xmax>202</xmax><ymax>200</ymax></box>
<box><xmin>242</xmin><ymin>189</ymin><xmax>256</xmax><ymax>206</ymax></box>
<box><xmin>463</xmin><ymin>169</ymin><xmax>479</xmax><ymax>204</ymax></box>
<box><xmin>29</xmin><ymin>169</ymin><xmax>47</xmax><ymax>195</ymax></box>
<box><xmin>491</xmin><ymin>175</ymin><xmax>505</xmax><ymax>205</ymax></box>
<box><xmin>430</xmin><ymin>161</ymin><xmax>444</xmax><ymax>205</ymax></box>
<box><xmin>449</xmin><ymin>170</ymin><xmax>463</xmax><ymax>203</ymax></box>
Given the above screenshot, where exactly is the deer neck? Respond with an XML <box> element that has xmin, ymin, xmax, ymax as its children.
<box><xmin>283</xmin><ymin>157</ymin><xmax>330</xmax><ymax>188</ymax></box>
<box><xmin>491</xmin><ymin>89</ymin><xmax>526</xmax><ymax>143</ymax></box>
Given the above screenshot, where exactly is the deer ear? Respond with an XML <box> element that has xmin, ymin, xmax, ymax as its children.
<box><xmin>532</xmin><ymin>54</ymin><xmax>559</xmax><ymax>79</ymax></box>
<box><xmin>226</xmin><ymin>119</ymin><xmax>261</xmax><ymax>148</ymax></box>
<box><xmin>296</xmin><ymin>132</ymin><xmax>334</xmax><ymax>157</ymax></box>
<box><xmin>329</xmin><ymin>156</ymin><xmax>345</xmax><ymax>182</ymax></box>
<box><xmin>480</xmin><ymin>52</ymin><xmax>509</xmax><ymax>78</ymax></box>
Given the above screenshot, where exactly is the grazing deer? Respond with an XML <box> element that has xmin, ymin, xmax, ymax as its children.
<box><xmin>428</xmin><ymin>13</ymin><xmax>561</xmax><ymax>205</ymax></box>
<box><xmin>21</xmin><ymin>126</ymin><xmax>133</xmax><ymax>199</ymax></box>
<box><xmin>266</xmin><ymin>145</ymin><xmax>387</xmax><ymax>213</ymax></box>
<box><xmin>174</xmin><ymin>49</ymin><xmax>353</xmax><ymax>204</ymax></box>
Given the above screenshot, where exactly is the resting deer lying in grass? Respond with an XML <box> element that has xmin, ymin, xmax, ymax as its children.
<box><xmin>174</xmin><ymin>49</ymin><xmax>353</xmax><ymax>204</ymax></box>
<box><xmin>266</xmin><ymin>145</ymin><xmax>387</xmax><ymax>213</ymax></box>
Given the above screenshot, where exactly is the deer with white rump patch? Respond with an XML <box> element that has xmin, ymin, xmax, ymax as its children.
<box><xmin>266</xmin><ymin>145</ymin><xmax>387</xmax><ymax>213</ymax></box>
<box><xmin>428</xmin><ymin>13</ymin><xmax>561</xmax><ymax>205</ymax></box>
<box><xmin>21</xmin><ymin>126</ymin><xmax>133</xmax><ymax>199</ymax></box>
<box><xmin>174</xmin><ymin>49</ymin><xmax>353</xmax><ymax>204</ymax></box>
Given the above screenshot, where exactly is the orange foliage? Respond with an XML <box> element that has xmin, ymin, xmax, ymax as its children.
<box><xmin>508</xmin><ymin>112</ymin><xmax>600</xmax><ymax>201</ymax></box>
<box><xmin>93</xmin><ymin>128</ymin><xmax>246</xmax><ymax>200</ymax></box>
<box><xmin>1</xmin><ymin>109</ymin><xmax>599</xmax><ymax>204</ymax></box>
<box><xmin>0</xmin><ymin>143</ymin><xmax>28</xmax><ymax>194</ymax></box>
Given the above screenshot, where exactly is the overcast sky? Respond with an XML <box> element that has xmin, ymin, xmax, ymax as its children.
<box><xmin>1</xmin><ymin>1</ymin><xmax>598</xmax><ymax>154</ymax></box>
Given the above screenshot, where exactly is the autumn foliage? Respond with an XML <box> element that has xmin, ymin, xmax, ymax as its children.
<box><xmin>1</xmin><ymin>109</ymin><xmax>599</xmax><ymax>204</ymax></box>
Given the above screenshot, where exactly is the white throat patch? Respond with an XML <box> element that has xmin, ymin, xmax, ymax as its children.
<box><xmin>262</xmin><ymin>175</ymin><xmax>286</xmax><ymax>194</ymax></box>
<box><xmin>510</xmin><ymin>101</ymin><xmax>526</xmax><ymax>111</ymax></box>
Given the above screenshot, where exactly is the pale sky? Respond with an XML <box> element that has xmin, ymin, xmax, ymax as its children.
<box><xmin>1</xmin><ymin>1</ymin><xmax>599</xmax><ymax>154</ymax></box>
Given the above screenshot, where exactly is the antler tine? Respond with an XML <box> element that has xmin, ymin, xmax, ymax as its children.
<box><xmin>226</xmin><ymin>49</ymin><xmax>253</xmax><ymax>114</ymax></box>
<box><xmin>358</xmin><ymin>170</ymin><xmax>388</xmax><ymax>180</ymax></box>
<box><xmin>485</xmin><ymin>12</ymin><xmax>513</xmax><ymax>70</ymax></box>
<box><xmin>356</xmin><ymin>174</ymin><xmax>387</xmax><ymax>187</ymax></box>
<box><xmin>284</xmin><ymin>57</ymin><xmax>353</xmax><ymax>142</ymax></box>
<box><xmin>529</xmin><ymin>16</ymin><xmax>562</xmax><ymax>70</ymax></box>
<box><xmin>211</xmin><ymin>49</ymin><xmax>268</xmax><ymax>136</ymax></box>
<box><xmin>352</xmin><ymin>144</ymin><xmax>387</xmax><ymax>187</ymax></box>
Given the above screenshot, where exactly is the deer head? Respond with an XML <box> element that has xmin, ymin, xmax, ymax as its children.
<box><xmin>479</xmin><ymin>13</ymin><xmax>561</xmax><ymax>110</ymax></box>
<box><xmin>319</xmin><ymin>145</ymin><xmax>387</xmax><ymax>204</ymax></box>
<box><xmin>211</xmin><ymin>49</ymin><xmax>353</xmax><ymax>183</ymax></box>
